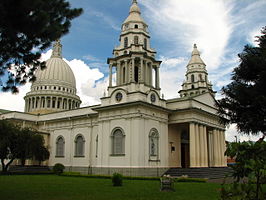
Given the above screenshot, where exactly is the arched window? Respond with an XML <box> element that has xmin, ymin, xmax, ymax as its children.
<box><xmin>111</xmin><ymin>128</ymin><xmax>125</xmax><ymax>155</ymax></box>
<box><xmin>134</xmin><ymin>36</ymin><xmax>139</xmax><ymax>44</ymax></box>
<box><xmin>95</xmin><ymin>135</ymin><xmax>98</xmax><ymax>158</ymax></box>
<box><xmin>124</xmin><ymin>37</ymin><xmax>128</xmax><ymax>48</ymax></box>
<box><xmin>144</xmin><ymin>38</ymin><xmax>147</xmax><ymax>49</ymax></box>
<box><xmin>75</xmin><ymin>135</ymin><xmax>85</xmax><ymax>157</ymax></box>
<box><xmin>149</xmin><ymin>129</ymin><xmax>159</xmax><ymax>157</ymax></box>
<box><xmin>123</xmin><ymin>67</ymin><xmax>126</xmax><ymax>83</ymax></box>
<box><xmin>191</xmin><ymin>84</ymin><xmax>194</xmax><ymax>89</ymax></box>
<box><xmin>135</xmin><ymin>24</ymin><xmax>138</xmax><ymax>29</ymax></box>
<box><xmin>199</xmin><ymin>74</ymin><xmax>203</xmax><ymax>81</ymax></box>
<box><xmin>56</xmin><ymin>136</ymin><xmax>65</xmax><ymax>157</ymax></box>
<box><xmin>191</xmin><ymin>74</ymin><xmax>195</xmax><ymax>82</ymax></box>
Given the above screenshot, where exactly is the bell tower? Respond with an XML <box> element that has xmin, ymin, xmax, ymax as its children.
<box><xmin>179</xmin><ymin>44</ymin><xmax>215</xmax><ymax>97</ymax></box>
<box><xmin>106</xmin><ymin>0</ymin><xmax>162</xmax><ymax>105</ymax></box>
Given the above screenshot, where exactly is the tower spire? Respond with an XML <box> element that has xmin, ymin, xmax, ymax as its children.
<box><xmin>51</xmin><ymin>39</ymin><xmax>62</xmax><ymax>58</ymax></box>
<box><xmin>132</xmin><ymin>0</ymin><xmax>137</xmax><ymax>4</ymax></box>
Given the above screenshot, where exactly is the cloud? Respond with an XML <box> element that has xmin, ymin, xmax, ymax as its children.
<box><xmin>83</xmin><ymin>54</ymin><xmax>101</xmax><ymax>62</ymax></box>
<box><xmin>141</xmin><ymin>0</ymin><xmax>233</xmax><ymax>70</ymax></box>
<box><xmin>88</xmin><ymin>10</ymin><xmax>120</xmax><ymax>31</ymax></box>
<box><xmin>65</xmin><ymin>58</ymin><xmax>106</xmax><ymax>106</ymax></box>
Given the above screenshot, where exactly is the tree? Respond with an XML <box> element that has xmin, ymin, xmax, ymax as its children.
<box><xmin>0</xmin><ymin>120</ymin><xmax>19</xmax><ymax>172</ymax></box>
<box><xmin>216</xmin><ymin>26</ymin><xmax>266</xmax><ymax>136</ymax></box>
<box><xmin>0</xmin><ymin>0</ymin><xmax>83</xmax><ymax>93</ymax></box>
<box><xmin>221</xmin><ymin>141</ymin><xmax>266</xmax><ymax>200</ymax></box>
<box><xmin>0</xmin><ymin>120</ymin><xmax>50</xmax><ymax>172</ymax></box>
<box><xmin>30</xmin><ymin>134</ymin><xmax>50</xmax><ymax>165</ymax></box>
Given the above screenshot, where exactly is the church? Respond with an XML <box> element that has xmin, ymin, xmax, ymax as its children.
<box><xmin>0</xmin><ymin>0</ymin><xmax>227</xmax><ymax>176</ymax></box>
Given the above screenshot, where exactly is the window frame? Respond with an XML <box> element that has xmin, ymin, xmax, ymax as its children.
<box><xmin>149</xmin><ymin>128</ymin><xmax>159</xmax><ymax>161</ymax></box>
<box><xmin>74</xmin><ymin>134</ymin><xmax>85</xmax><ymax>157</ymax></box>
<box><xmin>110</xmin><ymin>127</ymin><xmax>125</xmax><ymax>156</ymax></box>
<box><xmin>55</xmin><ymin>136</ymin><xmax>65</xmax><ymax>157</ymax></box>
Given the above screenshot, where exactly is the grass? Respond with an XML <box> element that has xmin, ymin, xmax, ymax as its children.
<box><xmin>0</xmin><ymin>175</ymin><xmax>220</xmax><ymax>200</ymax></box>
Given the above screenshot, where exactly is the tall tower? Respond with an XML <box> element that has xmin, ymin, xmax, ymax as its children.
<box><xmin>179</xmin><ymin>44</ymin><xmax>215</xmax><ymax>98</ymax></box>
<box><xmin>105</xmin><ymin>0</ymin><xmax>162</xmax><ymax>105</ymax></box>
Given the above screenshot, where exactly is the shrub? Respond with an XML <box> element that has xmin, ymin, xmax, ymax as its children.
<box><xmin>112</xmin><ymin>173</ymin><xmax>123</xmax><ymax>186</ymax></box>
<box><xmin>53</xmin><ymin>163</ymin><xmax>65</xmax><ymax>175</ymax></box>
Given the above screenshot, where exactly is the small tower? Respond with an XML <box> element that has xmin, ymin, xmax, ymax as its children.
<box><xmin>179</xmin><ymin>44</ymin><xmax>215</xmax><ymax>97</ymax></box>
<box><xmin>107</xmin><ymin>0</ymin><xmax>162</xmax><ymax>98</ymax></box>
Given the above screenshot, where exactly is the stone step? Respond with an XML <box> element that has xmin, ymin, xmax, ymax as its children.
<box><xmin>9</xmin><ymin>165</ymin><xmax>51</xmax><ymax>172</ymax></box>
<box><xmin>164</xmin><ymin>167</ymin><xmax>233</xmax><ymax>179</ymax></box>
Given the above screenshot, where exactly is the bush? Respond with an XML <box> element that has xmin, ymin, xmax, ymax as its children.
<box><xmin>112</xmin><ymin>173</ymin><xmax>123</xmax><ymax>186</ymax></box>
<box><xmin>53</xmin><ymin>163</ymin><xmax>65</xmax><ymax>175</ymax></box>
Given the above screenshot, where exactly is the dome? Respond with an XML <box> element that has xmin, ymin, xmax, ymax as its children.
<box><xmin>33</xmin><ymin>57</ymin><xmax>76</xmax><ymax>88</ymax></box>
<box><xmin>24</xmin><ymin>40</ymin><xmax>81</xmax><ymax>114</ymax></box>
<box><xmin>32</xmin><ymin>41</ymin><xmax>76</xmax><ymax>89</ymax></box>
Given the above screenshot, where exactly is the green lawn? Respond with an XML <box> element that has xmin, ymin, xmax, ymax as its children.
<box><xmin>0</xmin><ymin>175</ymin><xmax>220</xmax><ymax>200</ymax></box>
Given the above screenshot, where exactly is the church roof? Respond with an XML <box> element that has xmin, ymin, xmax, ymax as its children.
<box><xmin>123</xmin><ymin>0</ymin><xmax>147</xmax><ymax>25</ymax></box>
<box><xmin>188</xmin><ymin>44</ymin><xmax>206</xmax><ymax>66</ymax></box>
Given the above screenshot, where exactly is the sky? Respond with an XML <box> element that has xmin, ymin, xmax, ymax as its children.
<box><xmin>0</xmin><ymin>0</ymin><xmax>265</xmax><ymax>142</ymax></box>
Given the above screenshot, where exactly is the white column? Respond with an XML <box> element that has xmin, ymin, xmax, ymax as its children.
<box><xmin>117</xmin><ymin>62</ymin><xmax>121</xmax><ymax>85</ymax></box>
<box><xmin>202</xmin><ymin>126</ymin><xmax>208</xmax><ymax>167</ymax></box>
<box><xmin>189</xmin><ymin>123</ymin><xmax>196</xmax><ymax>167</ymax></box>
<box><xmin>125</xmin><ymin>60</ymin><xmax>128</xmax><ymax>83</ymax></box>
<box><xmin>195</xmin><ymin>123</ymin><xmax>200</xmax><ymax>167</ymax></box>
<box><xmin>109</xmin><ymin>64</ymin><xmax>112</xmax><ymax>87</ymax></box>
<box><xmin>140</xmin><ymin>58</ymin><xmax>143</xmax><ymax>83</ymax></box>
<box><xmin>131</xmin><ymin>58</ymin><xmax>135</xmax><ymax>82</ymax></box>
<box><xmin>156</xmin><ymin>66</ymin><xmax>160</xmax><ymax>88</ymax></box>
<box><xmin>213</xmin><ymin>129</ymin><xmax>219</xmax><ymax>166</ymax></box>
<box><xmin>221</xmin><ymin>130</ymin><xmax>227</xmax><ymax>166</ymax></box>
<box><xmin>199</xmin><ymin>125</ymin><xmax>204</xmax><ymax>167</ymax></box>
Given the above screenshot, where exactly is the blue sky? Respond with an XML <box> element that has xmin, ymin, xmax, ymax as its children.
<box><xmin>0</xmin><ymin>0</ymin><xmax>266</xmax><ymax>141</ymax></box>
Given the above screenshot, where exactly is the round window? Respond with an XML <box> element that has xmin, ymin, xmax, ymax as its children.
<box><xmin>150</xmin><ymin>94</ymin><xmax>156</xmax><ymax>102</ymax></box>
<box><xmin>115</xmin><ymin>92</ymin><xmax>123</xmax><ymax>102</ymax></box>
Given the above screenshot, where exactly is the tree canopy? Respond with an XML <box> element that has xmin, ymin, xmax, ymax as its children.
<box><xmin>0</xmin><ymin>120</ymin><xmax>49</xmax><ymax>172</ymax></box>
<box><xmin>217</xmin><ymin>26</ymin><xmax>266</xmax><ymax>136</ymax></box>
<box><xmin>0</xmin><ymin>0</ymin><xmax>82</xmax><ymax>93</ymax></box>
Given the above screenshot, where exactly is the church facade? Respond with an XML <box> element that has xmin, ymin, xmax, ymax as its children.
<box><xmin>0</xmin><ymin>0</ymin><xmax>227</xmax><ymax>176</ymax></box>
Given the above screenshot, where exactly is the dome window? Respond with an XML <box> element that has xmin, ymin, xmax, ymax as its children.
<box><xmin>135</xmin><ymin>24</ymin><xmax>138</xmax><ymax>29</ymax></box>
<box><xmin>54</xmin><ymin>86</ymin><xmax>56</xmax><ymax>90</ymax></box>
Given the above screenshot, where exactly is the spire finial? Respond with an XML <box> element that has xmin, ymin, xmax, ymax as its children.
<box><xmin>132</xmin><ymin>0</ymin><xmax>137</xmax><ymax>4</ymax></box>
<box><xmin>193</xmin><ymin>44</ymin><xmax>197</xmax><ymax>49</ymax></box>
<box><xmin>51</xmin><ymin>39</ymin><xmax>62</xmax><ymax>58</ymax></box>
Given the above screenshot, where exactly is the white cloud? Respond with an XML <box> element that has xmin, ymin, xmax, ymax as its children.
<box><xmin>141</xmin><ymin>0</ymin><xmax>233</xmax><ymax>70</ymax></box>
<box><xmin>88</xmin><ymin>10</ymin><xmax>120</xmax><ymax>31</ymax></box>
<box><xmin>65</xmin><ymin>59</ymin><xmax>105</xmax><ymax>106</ymax></box>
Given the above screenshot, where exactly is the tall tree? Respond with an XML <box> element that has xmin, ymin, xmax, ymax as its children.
<box><xmin>0</xmin><ymin>120</ymin><xmax>19</xmax><ymax>172</ymax></box>
<box><xmin>217</xmin><ymin>26</ymin><xmax>266</xmax><ymax>136</ymax></box>
<box><xmin>0</xmin><ymin>0</ymin><xmax>82</xmax><ymax>93</ymax></box>
<box><xmin>0</xmin><ymin>120</ymin><xmax>49</xmax><ymax>172</ymax></box>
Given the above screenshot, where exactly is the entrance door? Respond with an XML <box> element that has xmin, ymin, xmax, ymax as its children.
<box><xmin>181</xmin><ymin>143</ymin><xmax>189</xmax><ymax>168</ymax></box>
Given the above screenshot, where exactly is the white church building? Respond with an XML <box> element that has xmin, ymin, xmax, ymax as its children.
<box><xmin>0</xmin><ymin>0</ymin><xmax>227</xmax><ymax>176</ymax></box>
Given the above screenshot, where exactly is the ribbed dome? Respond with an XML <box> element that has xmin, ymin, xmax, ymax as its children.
<box><xmin>32</xmin><ymin>40</ymin><xmax>76</xmax><ymax>88</ymax></box>
<box><xmin>24</xmin><ymin>40</ymin><xmax>81</xmax><ymax>115</ymax></box>
<box><xmin>33</xmin><ymin>57</ymin><xmax>76</xmax><ymax>88</ymax></box>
